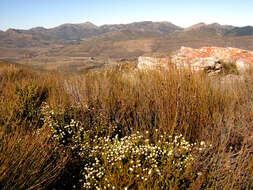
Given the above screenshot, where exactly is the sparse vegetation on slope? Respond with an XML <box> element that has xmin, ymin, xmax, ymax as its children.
<box><xmin>2</xmin><ymin>21</ymin><xmax>253</xmax><ymax>61</ymax></box>
<box><xmin>0</xmin><ymin>64</ymin><xmax>252</xmax><ymax>189</ymax></box>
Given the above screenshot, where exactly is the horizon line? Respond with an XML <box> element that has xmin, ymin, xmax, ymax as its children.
<box><xmin>1</xmin><ymin>20</ymin><xmax>253</xmax><ymax>32</ymax></box>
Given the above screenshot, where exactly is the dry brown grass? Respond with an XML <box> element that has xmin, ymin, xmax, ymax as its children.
<box><xmin>62</xmin><ymin>66</ymin><xmax>253</xmax><ymax>189</ymax></box>
<box><xmin>0</xmin><ymin>126</ymin><xmax>69</xmax><ymax>190</ymax></box>
<box><xmin>0</xmin><ymin>64</ymin><xmax>252</xmax><ymax>189</ymax></box>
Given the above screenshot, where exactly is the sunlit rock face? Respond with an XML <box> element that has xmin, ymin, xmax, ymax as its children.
<box><xmin>137</xmin><ymin>56</ymin><xmax>170</xmax><ymax>69</ymax></box>
<box><xmin>171</xmin><ymin>46</ymin><xmax>253</xmax><ymax>71</ymax></box>
<box><xmin>138</xmin><ymin>47</ymin><xmax>253</xmax><ymax>72</ymax></box>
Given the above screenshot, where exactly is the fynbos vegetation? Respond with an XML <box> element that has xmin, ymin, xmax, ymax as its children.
<box><xmin>0</xmin><ymin>63</ymin><xmax>252</xmax><ymax>189</ymax></box>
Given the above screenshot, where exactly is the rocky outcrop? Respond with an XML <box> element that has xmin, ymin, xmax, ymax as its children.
<box><xmin>138</xmin><ymin>47</ymin><xmax>253</xmax><ymax>73</ymax></box>
<box><xmin>171</xmin><ymin>46</ymin><xmax>253</xmax><ymax>72</ymax></box>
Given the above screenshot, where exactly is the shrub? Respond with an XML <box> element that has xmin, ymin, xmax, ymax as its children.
<box><xmin>221</xmin><ymin>61</ymin><xmax>239</xmax><ymax>75</ymax></box>
<box><xmin>79</xmin><ymin>132</ymin><xmax>211</xmax><ymax>189</ymax></box>
<box><xmin>40</xmin><ymin>102</ymin><xmax>88</xmax><ymax>153</ymax></box>
<box><xmin>14</xmin><ymin>82</ymin><xmax>47</xmax><ymax>124</ymax></box>
<box><xmin>40</xmin><ymin>102</ymin><xmax>90</xmax><ymax>189</ymax></box>
<box><xmin>79</xmin><ymin>131</ymin><xmax>211</xmax><ymax>190</ymax></box>
<box><xmin>40</xmin><ymin>102</ymin><xmax>212</xmax><ymax>189</ymax></box>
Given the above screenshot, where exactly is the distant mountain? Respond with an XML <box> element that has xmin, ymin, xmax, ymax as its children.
<box><xmin>183</xmin><ymin>23</ymin><xmax>253</xmax><ymax>38</ymax></box>
<box><xmin>30</xmin><ymin>27</ymin><xmax>47</xmax><ymax>32</ymax></box>
<box><xmin>182</xmin><ymin>23</ymin><xmax>235</xmax><ymax>37</ymax></box>
<box><xmin>0</xmin><ymin>21</ymin><xmax>182</xmax><ymax>48</ymax></box>
<box><xmin>116</xmin><ymin>21</ymin><xmax>181</xmax><ymax>33</ymax></box>
<box><xmin>0</xmin><ymin>21</ymin><xmax>253</xmax><ymax>59</ymax></box>
<box><xmin>224</xmin><ymin>26</ymin><xmax>253</xmax><ymax>36</ymax></box>
<box><xmin>46</xmin><ymin>22</ymin><xmax>99</xmax><ymax>40</ymax></box>
<box><xmin>55</xmin><ymin>22</ymin><xmax>253</xmax><ymax>58</ymax></box>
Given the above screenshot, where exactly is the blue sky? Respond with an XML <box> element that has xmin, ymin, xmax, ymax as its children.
<box><xmin>0</xmin><ymin>0</ymin><xmax>252</xmax><ymax>31</ymax></box>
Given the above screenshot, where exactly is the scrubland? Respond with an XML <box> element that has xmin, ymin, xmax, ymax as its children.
<box><xmin>0</xmin><ymin>63</ymin><xmax>252</xmax><ymax>189</ymax></box>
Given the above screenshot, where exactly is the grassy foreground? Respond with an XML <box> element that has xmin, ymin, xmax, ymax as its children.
<box><xmin>0</xmin><ymin>64</ymin><xmax>252</xmax><ymax>189</ymax></box>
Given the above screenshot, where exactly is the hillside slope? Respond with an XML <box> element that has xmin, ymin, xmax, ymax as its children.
<box><xmin>1</xmin><ymin>21</ymin><xmax>253</xmax><ymax>59</ymax></box>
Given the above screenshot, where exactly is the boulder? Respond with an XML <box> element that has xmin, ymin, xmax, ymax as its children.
<box><xmin>171</xmin><ymin>46</ymin><xmax>253</xmax><ymax>72</ymax></box>
<box><xmin>138</xmin><ymin>47</ymin><xmax>253</xmax><ymax>73</ymax></box>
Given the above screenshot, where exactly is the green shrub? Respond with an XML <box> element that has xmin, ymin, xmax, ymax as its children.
<box><xmin>14</xmin><ymin>83</ymin><xmax>39</xmax><ymax>119</ymax></box>
<box><xmin>12</xmin><ymin>81</ymin><xmax>48</xmax><ymax>126</ymax></box>
<box><xmin>40</xmin><ymin>102</ymin><xmax>88</xmax><ymax>153</ymax></box>
<box><xmin>221</xmin><ymin>61</ymin><xmax>239</xmax><ymax>75</ymax></box>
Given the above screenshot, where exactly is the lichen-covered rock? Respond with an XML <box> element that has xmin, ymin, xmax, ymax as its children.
<box><xmin>171</xmin><ymin>46</ymin><xmax>253</xmax><ymax>72</ymax></box>
<box><xmin>138</xmin><ymin>47</ymin><xmax>253</xmax><ymax>73</ymax></box>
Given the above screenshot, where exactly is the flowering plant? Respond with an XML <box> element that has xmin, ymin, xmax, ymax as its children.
<box><xmin>81</xmin><ymin>132</ymin><xmax>197</xmax><ymax>189</ymax></box>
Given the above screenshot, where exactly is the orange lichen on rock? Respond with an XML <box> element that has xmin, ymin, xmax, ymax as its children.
<box><xmin>172</xmin><ymin>47</ymin><xmax>253</xmax><ymax>71</ymax></box>
<box><xmin>138</xmin><ymin>47</ymin><xmax>253</xmax><ymax>72</ymax></box>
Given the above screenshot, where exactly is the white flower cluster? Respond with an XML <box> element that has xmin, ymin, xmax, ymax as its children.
<box><xmin>40</xmin><ymin>102</ymin><xmax>87</xmax><ymax>152</ymax></box>
<box><xmin>81</xmin><ymin>132</ymin><xmax>195</xmax><ymax>189</ymax></box>
<box><xmin>40</xmin><ymin>103</ymin><xmax>210</xmax><ymax>189</ymax></box>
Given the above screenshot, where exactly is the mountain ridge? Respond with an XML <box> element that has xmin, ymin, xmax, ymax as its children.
<box><xmin>1</xmin><ymin>21</ymin><xmax>253</xmax><ymax>59</ymax></box>
<box><xmin>0</xmin><ymin>21</ymin><xmax>182</xmax><ymax>48</ymax></box>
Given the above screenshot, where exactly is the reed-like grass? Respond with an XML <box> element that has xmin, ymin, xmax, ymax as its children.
<box><xmin>0</xmin><ymin>64</ymin><xmax>252</xmax><ymax>189</ymax></box>
<box><xmin>0</xmin><ymin>126</ymin><xmax>69</xmax><ymax>190</ymax></box>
